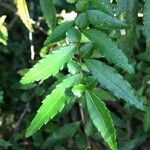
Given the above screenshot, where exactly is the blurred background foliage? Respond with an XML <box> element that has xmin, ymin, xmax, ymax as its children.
<box><xmin>0</xmin><ymin>0</ymin><xmax>150</xmax><ymax>149</ymax></box>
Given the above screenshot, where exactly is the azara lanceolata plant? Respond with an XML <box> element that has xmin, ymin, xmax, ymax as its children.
<box><xmin>19</xmin><ymin>0</ymin><xmax>146</xmax><ymax>149</ymax></box>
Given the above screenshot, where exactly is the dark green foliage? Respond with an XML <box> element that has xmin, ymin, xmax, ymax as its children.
<box><xmin>87</xmin><ymin>10</ymin><xmax>128</xmax><ymax>30</ymax></box>
<box><xmin>1</xmin><ymin>0</ymin><xmax>150</xmax><ymax>150</ymax></box>
<box><xmin>40</xmin><ymin>0</ymin><xmax>56</xmax><ymax>28</ymax></box>
<box><xmin>44</xmin><ymin>21</ymin><xmax>75</xmax><ymax>45</ymax></box>
<box><xmin>90</xmin><ymin>0</ymin><xmax>113</xmax><ymax>15</ymax></box>
<box><xmin>75</xmin><ymin>13</ymin><xmax>89</xmax><ymax>29</ymax></box>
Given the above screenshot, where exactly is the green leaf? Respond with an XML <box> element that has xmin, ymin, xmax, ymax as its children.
<box><xmin>85</xmin><ymin>91</ymin><xmax>117</xmax><ymax>150</ymax></box>
<box><xmin>67</xmin><ymin>60</ymin><xmax>81</xmax><ymax>75</ymax></box>
<box><xmin>76</xmin><ymin>0</ymin><xmax>89</xmax><ymax>12</ymax></box>
<box><xmin>0</xmin><ymin>25</ymin><xmax>8</xmax><ymax>46</ymax></box>
<box><xmin>93</xmin><ymin>88</ymin><xmax>116</xmax><ymax>102</ymax></box>
<box><xmin>119</xmin><ymin>136</ymin><xmax>147</xmax><ymax>150</ymax></box>
<box><xmin>87</xmin><ymin>10</ymin><xmax>128</xmax><ymax>30</ymax></box>
<box><xmin>85</xmin><ymin>59</ymin><xmax>144</xmax><ymax>110</ymax></box>
<box><xmin>16</xmin><ymin>0</ymin><xmax>33</xmax><ymax>31</ymax></box>
<box><xmin>0</xmin><ymin>15</ymin><xmax>6</xmax><ymax>28</ymax></box>
<box><xmin>144</xmin><ymin>0</ymin><xmax>150</xmax><ymax>51</ymax></box>
<box><xmin>75</xmin><ymin>13</ymin><xmax>89</xmax><ymax>29</ymax></box>
<box><xmin>143</xmin><ymin>106</ymin><xmax>150</xmax><ymax>132</ymax></box>
<box><xmin>90</xmin><ymin>0</ymin><xmax>114</xmax><ymax>15</ymax></box>
<box><xmin>66</xmin><ymin>27</ymin><xmax>81</xmax><ymax>43</ymax></box>
<box><xmin>42</xmin><ymin>122</ymin><xmax>80</xmax><ymax>149</ymax></box>
<box><xmin>117</xmin><ymin>0</ymin><xmax>138</xmax><ymax>56</ymax></box>
<box><xmin>0</xmin><ymin>139</ymin><xmax>11</xmax><ymax>148</ymax></box>
<box><xmin>20</xmin><ymin>44</ymin><xmax>75</xmax><ymax>84</ymax></box>
<box><xmin>80</xmin><ymin>42</ymin><xmax>93</xmax><ymax>58</ymax></box>
<box><xmin>44</xmin><ymin>21</ymin><xmax>75</xmax><ymax>45</ymax></box>
<box><xmin>40</xmin><ymin>0</ymin><xmax>56</xmax><ymax>29</ymax></box>
<box><xmin>26</xmin><ymin>75</ymin><xmax>79</xmax><ymax>137</ymax></box>
<box><xmin>83</xmin><ymin>29</ymin><xmax>134</xmax><ymax>74</ymax></box>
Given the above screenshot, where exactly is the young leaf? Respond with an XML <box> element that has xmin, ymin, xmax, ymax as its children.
<box><xmin>40</xmin><ymin>0</ymin><xmax>56</xmax><ymax>29</ymax></box>
<box><xmin>16</xmin><ymin>0</ymin><xmax>33</xmax><ymax>31</ymax></box>
<box><xmin>26</xmin><ymin>75</ymin><xmax>79</xmax><ymax>137</ymax></box>
<box><xmin>90</xmin><ymin>0</ymin><xmax>114</xmax><ymax>15</ymax></box>
<box><xmin>44</xmin><ymin>21</ymin><xmax>75</xmax><ymax>45</ymax></box>
<box><xmin>85</xmin><ymin>59</ymin><xmax>144</xmax><ymax>110</ymax></box>
<box><xmin>83</xmin><ymin>29</ymin><xmax>134</xmax><ymax>74</ymax></box>
<box><xmin>87</xmin><ymin>10</ymin><xmax>128</xmax><ymax>30</ymax></box>
<box><xmin>20</xmin><ymin>44</ymin><xmax>75</xmax><ymax>84</ymax></box>
<box><xmin>144</xmin><ymin>0</ymin><xmax>150</xmax><ymax>51</ymax></box>
<box><xmin>85</xmin><ymin>91</ymin><xmax>117</xmax><ymax>150</ymax></box>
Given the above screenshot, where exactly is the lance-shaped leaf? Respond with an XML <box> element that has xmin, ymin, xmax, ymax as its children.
<box><xmin>0</xmin><ymin>16</ymin><xmax>6</xmax><ymax>28</ymax></box>
<box><xmin>85</xmin><ymin>91</ymin><xmax>117</xmax><ymax>150</ymax></box>
<box><xmin>91</xmin><ymin>0</ymin><xmax>114</xmax><ymax>15</ymax></box>
<box><xmin>76</xmin><ymin>0</ymin><xmax>89</xmax><ymax>12</ymax></box>
<box><xmin>16</xmin><ymin>0</ymin><xmax>33</xmax><ymax>31</ymax></box>
<box><xmin>26</xmin><ymin>75</ymin><xmax>79</xmax><ymax>137</ymax></box>
<box><xmin>44</xmin><ymin>21</ymin><xmax>75</xmax><ymax>45</ymax></box>
<box><xmin>20</xmin><ymin>44</ymin><xmax>75</xmax><ymax>84</ymax></box>
<box><xmin>40</xmin><ymin>0</ymin><xmax>56</xmax><ymax>29</ymax></box>
<box><xmin>83</xmin><ymin>29</ymin><xmax>134</xmax><ymax>74</ymax></box>
<box><xmin>85</xmin><ymin>59</ymin><xmax>144</xmax><ymax>110</ymax></box>
<box><xmin>144</xmin><ymin>0</ymin><xmax>150</xmax><ymax>51</ymax></box>
<box><xmin>87</xmin><ymin>10</ymin><xmax>128</xmax><ymax>30</ymax></box>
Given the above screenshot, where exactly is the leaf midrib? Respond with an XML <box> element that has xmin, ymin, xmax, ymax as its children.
<box><xmin>27</xmin><ymin>90</ymin><xmax>66</xmax><ymax>135</ymax></box>
<box><xmin>89</xmin><ymin>61</ymin><xmax>142</xmax><ymax>107</ymax></box>
<box><xmin>23</xmin><ymin>50</ymin><xmax>72</xmax><ymax>83</ymax></box>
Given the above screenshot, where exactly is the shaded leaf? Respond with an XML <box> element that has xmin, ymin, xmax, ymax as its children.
<box><xmin>93</xmin><ymin>88</ymin><xmax>116</xmax><ymax>102</ymax></box>
<box><xmin>119</xmin><ymin>136</ymin><xmax>147</xmax><ymax>150</ymax></box>
<box><xmin>26</xmin><ymin>75</ymin><xmax>80</xmax><ymax>137</ymax></box>
<box><xmin>42</xmin><ymin>122</ymin><xmax>80</xmax><ymax>149</ymax></box>
<box><xmin>83</xmin><ymin>29</ymin><xmax>134</xmax><ymax>74</ymax></box>
<box><xmin>0</xmin><ymin>139</ymin><xmax>11</xmax><ymax>148</ymax></box>
<box><xmin>40</xmin><ymin>0</ymin><xmax>56</xmax><ymax>28</ymax></box>
<box><xmin>143</xmin><ymin>106</ymin><xmax>150</xmax><ymax>132</ymax></box>
<box><xmin>20</xmin><ymin>44</ymin><xmax>75</xmax><ymax>84</ymax></box>
<box><xmin>75</xmin><ymin>13</ymin><xmax>89</xmax><ymax>29</ymax></box>
<box><xmin>44</xmin><ymin>21</ymin><xmax>75</xmax><ymax>45</ymax></box>
<box><xmin>85</xmin><ymin>59</ymin><xmax>144</xmax><ymax>110</ymax></box>
<box><xmin>80</xmin><ymin>42</ymin><xmax>93</xmax><ymax>58</ymax></box>
<box><xmin>144</xmin><ymin>0</ymin><xmax>150</xmax><ymax>51</ymax></box>
<box><xmin>85</xmin><ymin>91</ymin><xmax>117</xmax><ymax>150</ymax></box>
<box><xmin>117</xmin><ymin>0</ymin><xmax>138</xmax><ymax>56</ymax></box>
